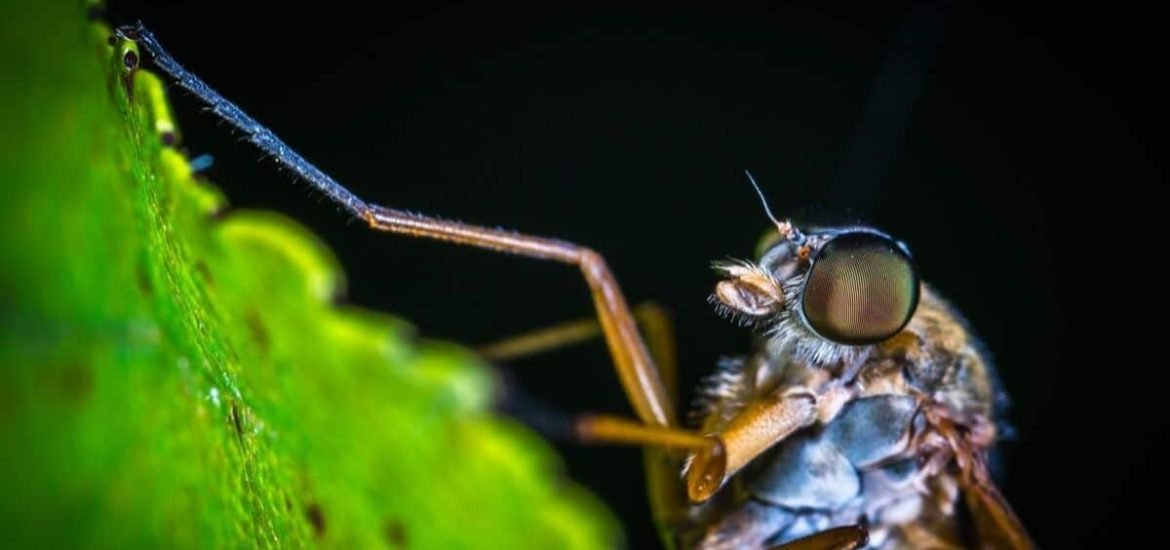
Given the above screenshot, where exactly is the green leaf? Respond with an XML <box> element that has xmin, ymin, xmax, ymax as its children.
<box><xmin>0</xmin><ymin>2</ymin><xmax>619</xmax><ymax>547</ymax></box>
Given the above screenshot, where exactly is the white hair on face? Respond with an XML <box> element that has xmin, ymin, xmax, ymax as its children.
<box><xmin>709</xmin><ymin>261</ymin><xmax>873</xmax><ymax>368</ymax></box>
<box><xmin>764</xmin><ymin>273</ymin><xmax>874</xmax><ymax>367</ymax></box>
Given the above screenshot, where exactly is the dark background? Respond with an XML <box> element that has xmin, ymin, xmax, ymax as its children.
<box><xmin>105</xmin><ymin>1</ymin><xmax>1161</xmax><ymax>547</ymax></box>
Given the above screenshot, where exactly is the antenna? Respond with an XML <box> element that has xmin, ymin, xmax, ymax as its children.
<box><xmin>744</xmin><ymin>170</ymin><xmax>781</xmax><ymax>227</ymax></box>
<box><xmin>743</xmin><ymin>170</ymin><xmax>802</xmax><ymax>241</ymax></box>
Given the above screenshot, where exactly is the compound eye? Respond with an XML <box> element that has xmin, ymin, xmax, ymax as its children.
<box><xmin>801</xmin><ymin>232</ymin><xmax>919</xmax><ymax>345</ymax></box>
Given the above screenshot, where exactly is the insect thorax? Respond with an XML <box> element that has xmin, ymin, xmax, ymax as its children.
<box><xmin>681</xmin><ymin>285</ymin><xmax>1000</xmax><ymax>549</ymax></box>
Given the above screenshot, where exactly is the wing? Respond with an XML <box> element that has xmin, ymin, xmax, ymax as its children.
<box><xmin>960</xmin><ymin>454</ymin><xmax>1034</xmax><ymax>550</ymax></box>
<box><xmin>951</xmin><ymin>431</ymin><xmax>1035</xmax><ymax>550</ymax></box>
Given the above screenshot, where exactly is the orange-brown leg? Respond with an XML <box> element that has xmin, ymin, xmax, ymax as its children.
<box><xmin>476</xmin><ymin>302</ymin><xmax>679</xmax><ymax>398</ymax></box>
<box><xmin>365</xmin><ymin>206</ymin><xmax>676</xmax><ymax>427</ymax></box>
<box><xmin>474</xmin><ymin>302</ymin><xmax>700</xmax><ymax>457</ymax></box>
<box><xmin>474</xmin><ymin>302</ymin><xmax>691</xmax><ymax>543</ymax></box>
<box><xmin>770</xmin><ymin>525</ymin><xmax>869</xmax><ymax>550</ymax></box>
<box><xmin>685</xmin><ymin>389</ymin><xmax>820</xmax><ymax>502</ymax></box>
<box><xmin>530</xmin><ymin>381</ymin><xmax>822</xmax><ymax>508</ymax></box>
<box><xmin>572</xmin><ymin>415</ymin><xmax>707</xmax><ymax>450</ymax></box>
<box><xmin>479</xmin><ymin>300</ymin><xmax>824</xmax><ymax>508</ymax></box>
<box><xmin>477</xmin><ymin>315</ymin><xmax>607</xmax><ymax>362</ymax></box>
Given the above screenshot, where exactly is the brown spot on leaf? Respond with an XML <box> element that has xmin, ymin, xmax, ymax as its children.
<box><xmin>136</xmin><ymin>264</ymin><xmax>153</xmax><ymax>296</ymax></box>
<box><xmin>385</xmin><ymin>518</ymin><xmax>408</xmax><ymax>548</ymax></box>
<box><xmin>228</xmin><ymin>401</ymin><xmax>245</xmax><ymax>444</ymax></box>
<box><xmin>305</xmin><ymin>502</ymin><xmax>326</xmax><ymax>537</ymax></box>
<box><xmin>194</xmin><ymin>260</ymin><xmax>215</xmax><ymax>287</ymax></box>
<box><xmin>244</xmin><ymin>309</ymin><xmax>269</xmax><ymax>354</ymax></box>
<box><xmin>59</xmin><ymin>361</ymin><xmax>93</xmax><ymax>401</ymax></box>
<box><xmin>36</xmin><ymin>360</ymin><xmax>93</xmax><ymax>403</ymax></box>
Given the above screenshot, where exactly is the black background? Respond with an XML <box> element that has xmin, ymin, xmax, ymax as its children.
<box><xmin>104</xmin><ymin>1</ymin><xmax>1162</xmax><ymax>547</ymax></box>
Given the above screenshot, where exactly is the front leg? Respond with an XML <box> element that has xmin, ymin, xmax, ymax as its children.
<box><xmin>686</xmin><ymin>380</ymin><xmax>858</xmax><ymax>502</ymax></box>
<box><xmin>686</xmin><ymin>388</ymin><xmax>817</xmax><ymax>502</ymax></box>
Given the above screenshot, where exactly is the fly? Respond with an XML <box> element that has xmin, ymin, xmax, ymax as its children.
<box><xmin>113</xmin><ymin>23</ymin><xmax>1034</xmax><ymax>549</ymax></box>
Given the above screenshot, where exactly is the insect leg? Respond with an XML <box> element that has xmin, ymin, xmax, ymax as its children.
<box><xmin>479</xmin><ymin>302</ymin><xmax>693</xmax><ymax>463</ymax></box>
<box><xmin>477</xmin><ymin>316</ymin><xmax>609</xmax><ymax>362</ymax></box>
<box><xmin>573</xmin><ymin>415</ymin><xmax>707</xmax><ymax>450</ymax></box>
<box><xmin>480</xmin><ymin>304</ymin><xmax>692</xmax><ymax>544</ymax></box>
<box><xmin>364</xmin><ymin>207</ymin><xmax>675</xmax><ymax>426</ymax></box>
<box><xmin>476</xmin><ymin>301</ymin><xmax>691</xmax><ymax>547</ymax></box>
<box><xmin>477</xmin><ymin>302</ymin><xmax>678</xmax><ymax>397</ymax></box>
<box><xmin>686</xmin><ymin>390</ymin><xmax>819</xmax><ymax>502</ymax></box>
<box><xmin>481</xmin><ymin>304</ymin><xmax>692</xmax><ymax>451</ymax></box>
<box><xmin>768</xmin><ymin>524</ymin><xmax>869</xmax><ymax>550</ymax></box>
<box><xmin>116</xmin><ymin>23</ymin><xmax>674</xmax><ymax>428</ymax></box>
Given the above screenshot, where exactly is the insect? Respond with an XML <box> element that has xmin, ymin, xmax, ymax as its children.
<box><xmin>113</xmin><ymin>23</ymin><xmax>1033</xmax><ymax>550</ymax></box>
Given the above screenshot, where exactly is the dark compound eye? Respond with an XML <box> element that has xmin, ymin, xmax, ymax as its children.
<box><xmin>801</xmin><ymin>232</ymin><xmax>919</xmax><ymax>345</ymax></box>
